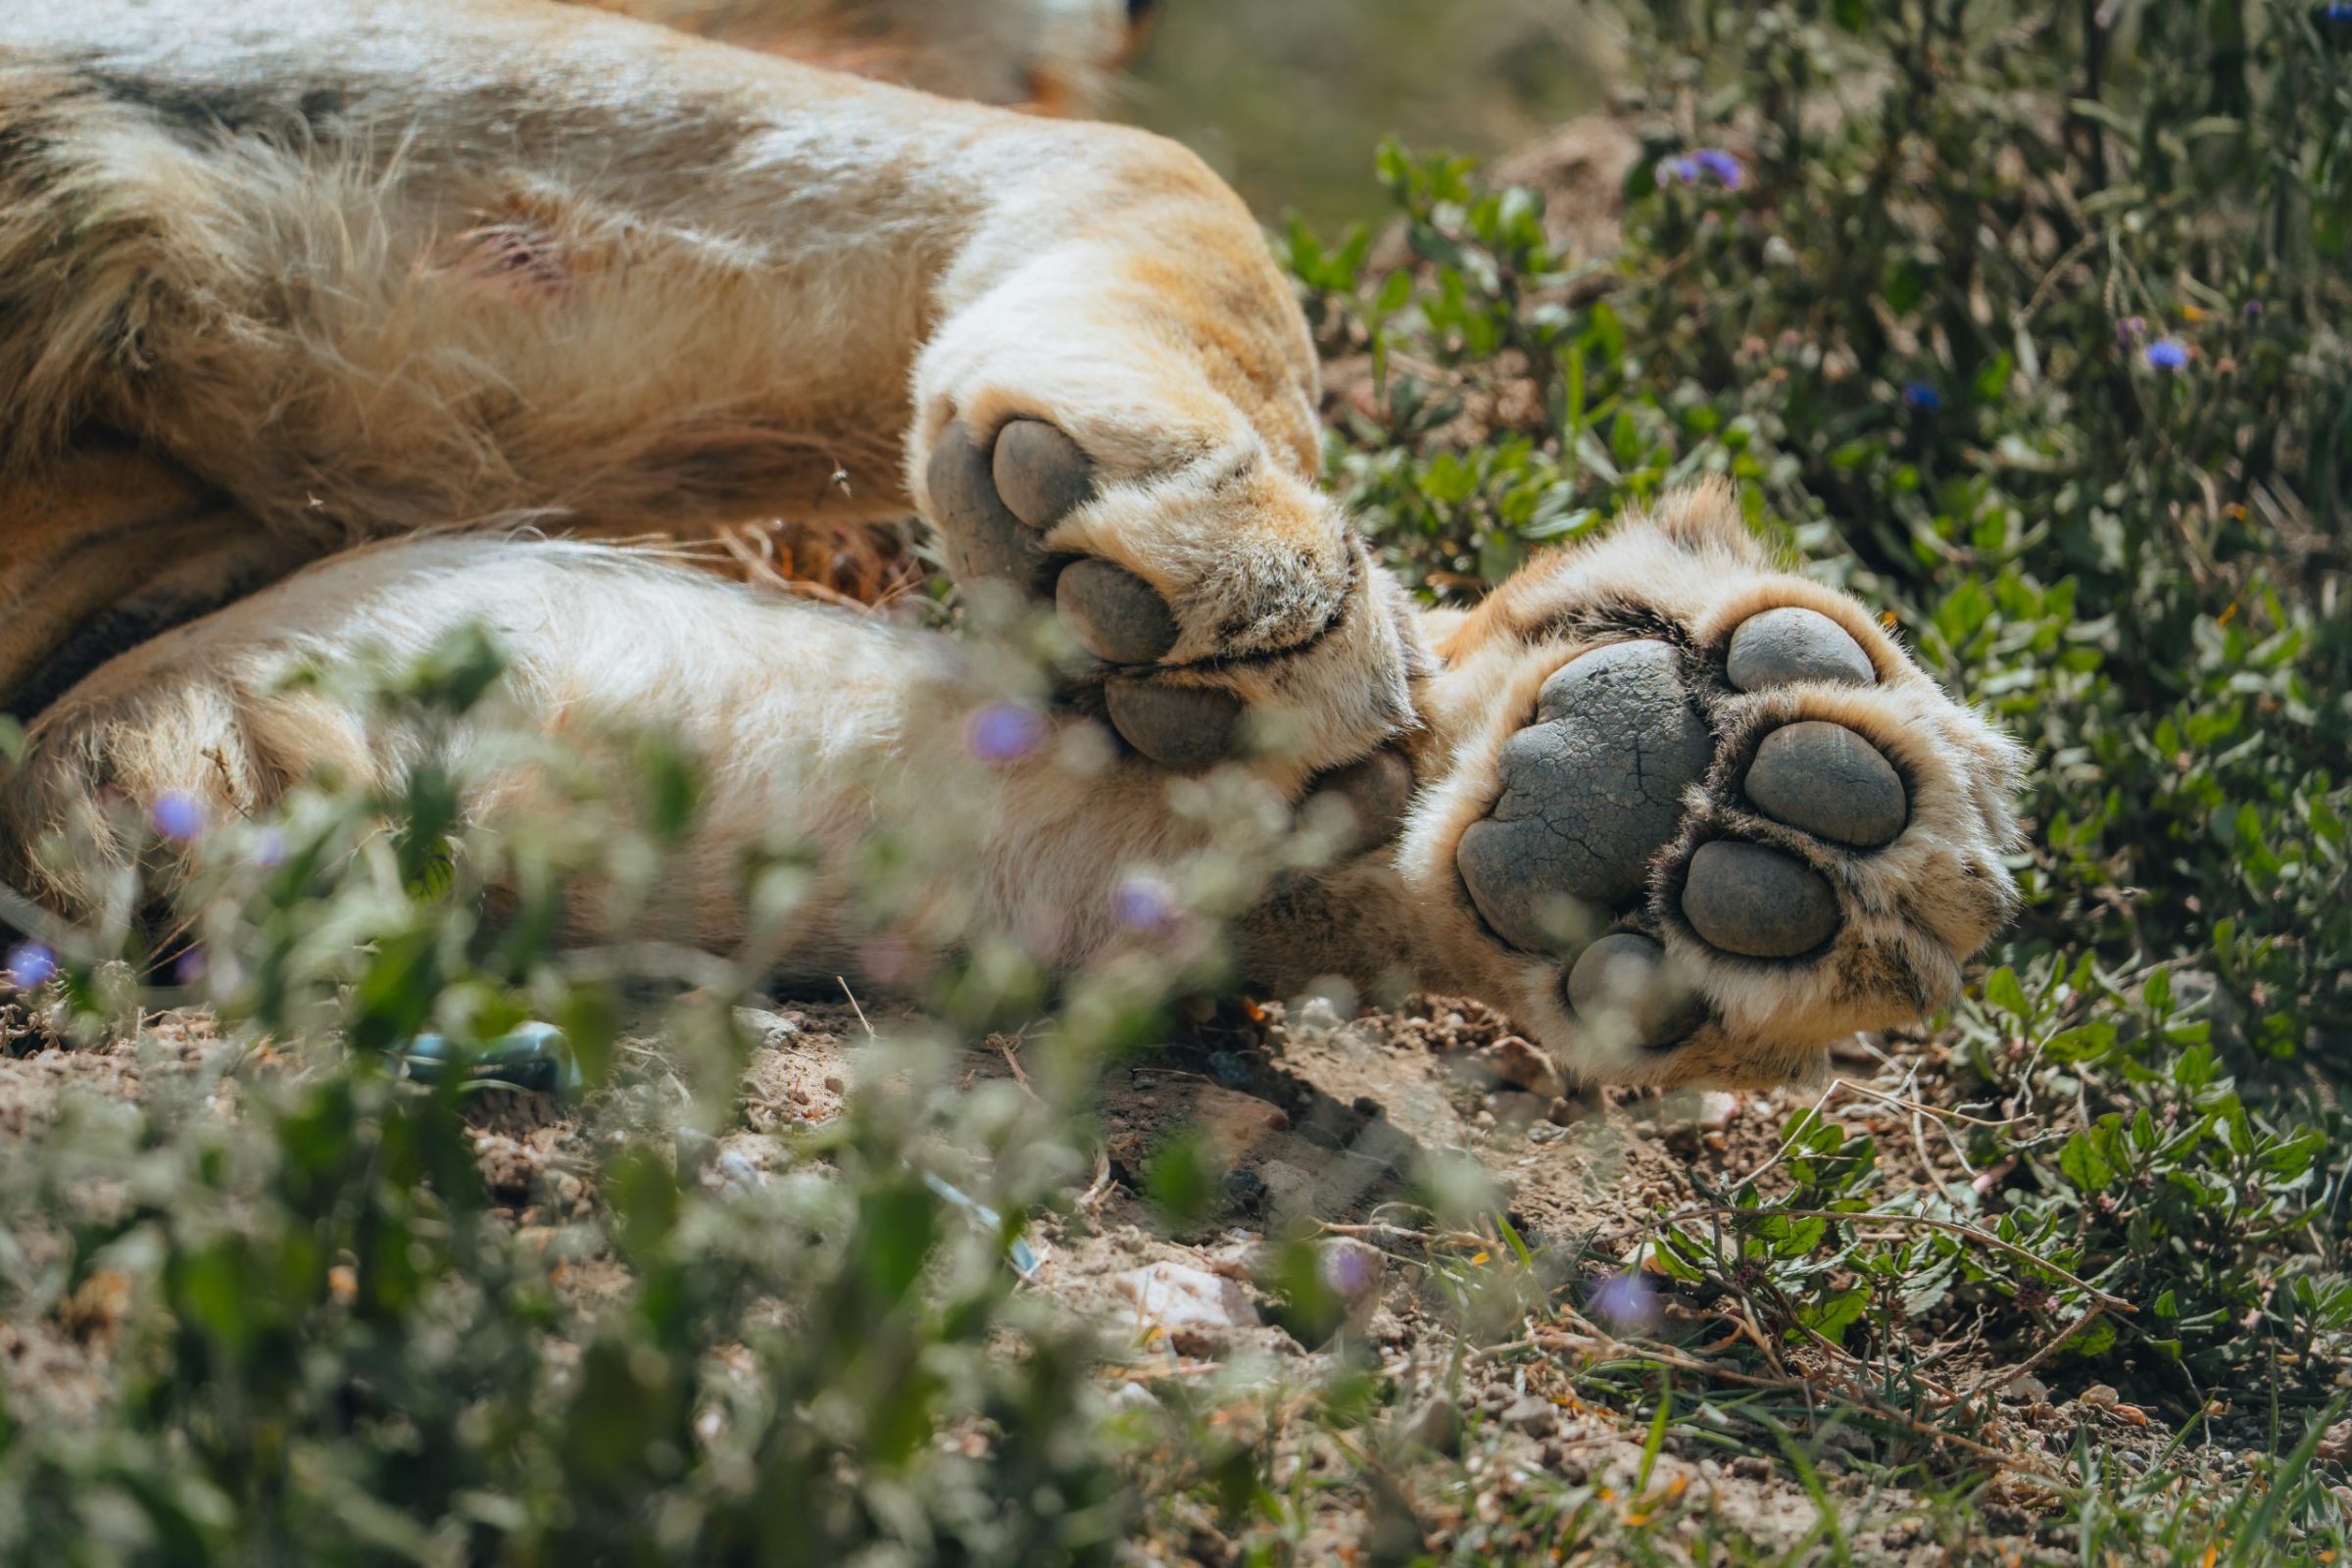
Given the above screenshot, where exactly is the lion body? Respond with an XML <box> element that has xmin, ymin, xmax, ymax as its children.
<box><xmin>0</xmin><ymin>0</ymin><xmax>2023</xmax><ymax>1089</ymax></box>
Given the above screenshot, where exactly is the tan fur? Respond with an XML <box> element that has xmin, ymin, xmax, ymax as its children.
<box><xmin>571</xmin><ymin>0</ymin><xmax>1152</xmax><ymax>113</ymax></box>
<box><xmin>0</xmin><ymin>0</ymin><xmax>1400</xmax><ymax>777</ymax></box>
<box><xmin>0</xmin><ymin>5</ymin><xmax>2024</xmax><ymax>1087</ymax></box>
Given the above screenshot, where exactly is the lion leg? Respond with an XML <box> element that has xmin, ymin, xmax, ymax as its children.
<box><xmin>0</xmin><ymin>534</ymin><xmax>1229</xmax><ymax>976</ymax></box>
<box><xmin>0</xmin><ymin>0</ymin><xmax>1418</xmax><ymax>781</ymax></box>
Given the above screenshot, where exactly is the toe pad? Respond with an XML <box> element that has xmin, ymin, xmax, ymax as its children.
<box><xmin>1056</xmin><ymin>559</ymin><xmax>1179</xmax><ymax>665</ymax></box>
<box><xmin>1744</xmin><ymin>721</ymin><xmax>1907</xmax><ymax>848</ymax></box>
<box><xmin>1726</xmin><ymin>607</ymin><xmax>1876</xmax><ymax>691</ymax></box>
<box><xmin>1104</xmin><ymin>682</ymin><xmax>1244</xmax><ymax>772</ymax></box>
<box><xmin>991</xmin><ymin>418</ymin><xmax>1095</xmax><ymax>529</ymax></box>
<box><xmin>1566</xmin><ymin>932</ymin><xmax>1705</xmax><ymax>1050</ymax></box>
<box><xmin>1681</xmin><ymin>840</ymin><xmax>1839</xmax><ymax>957</ymax></box>
<box><xmin>928</xmin><ymin>419</ymin><xmax>1051</xmax><ymax>592</ymax></box>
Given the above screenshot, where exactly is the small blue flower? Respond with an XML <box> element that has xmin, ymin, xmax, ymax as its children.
<box><xmin>1902</xmin><ymin>380</ymin><xmax>1943</xmax><ymax>413</ymax></box>
<box><xmin>2324</xmin><ymin>2</ymin><xmax>2352</xmax><ymax>24</ymax></box>
<box><xmin>150</xmin><ymin>790</ymin><xmax>206</xmax><ymax>843</ymax></box>
<box><xmin>1661</xmin><ymin>148</ymin><xmax>1743</xmax><ymax>190</ymax></box>
<box><xmin>5</xmin><ymin>941</ymin><xmax>57</xmax><ymax>989</ymax></box>
<box><xmin>1112</xmin><ymin>873</ymin><xmax>1175</xmax><ymax>933</ymax></box>
<box><xmin>2145</xmin><ymin>337</ymin><xmax>2189</xmax><ymax>371</ymax></box>
<box><xmin>1692</xmin><ymin>148</ymin><xmax>1745</xmax><ymax>188</ymax></box>
<box><xmin>965</xmin><ymin>702</ymin><xmax>1046</xmax><ymax>764</ymax></box>
<box><xmin>1588</xmin><ymin>1270</ymin><xmax>1661</xmax><ymax>1334</ymax></box>
<box><xmin>253</xmin><ymin>827</ymin><xmax>288</xmax><ymax>869</ymax></box>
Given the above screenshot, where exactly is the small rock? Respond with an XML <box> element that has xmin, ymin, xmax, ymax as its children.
<box><xmin>1499</xmin><ymin>1395</ymin><xmax>1558</xmax><ymax>1436</ymax></box>
<box><xmin>1112</xmin><ymin>1261</ymin><xmax>1258</xmax><ymax>1352</ymax></box>
<box><xmin>734</xmin><ymin>1007</ymin><xmax>800</xmax><ymax>1047</ymax></box>
<box><xmin>2001</xmin><ymin>1373</ymin><xmax>2051</xmax><ymax>1403</ymax></box>
<box><xmin>2078</xmin><ymin>1383</ymin><xmax>2120</xmax><ymax>1409</ymax></box>
<box><xmin>1477</xmin><ymin>1036</ymin><xmax>1563</xmax><ymax>1099</ymax></box>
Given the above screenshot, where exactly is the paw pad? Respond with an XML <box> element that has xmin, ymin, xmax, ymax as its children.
<box><xmin>1103</xmin><ymin>682</ymin><xmax>1245</xmax><ymax>772</ymax></box>
<box><xmin>1565</xmin><ymin>933</ymin><xmax>1704</xmax><ymax>1050</ymax></box>
<box><xmin>929</xmin><ymin>417</ymin><xmax>1243</xmax><ymax>769</ymax></box>
<box><xmin>1725</xmin><ymin>607</ymin><xmax>1875</xmax><ymax>691</ymax></box>
<box><xmin>1679</xmin><ymin>840</ymin><xmax>1839</xmax><ymax>958</ymax></box>
<box><xmin>1744</xmin><ymin>721</ymin><xmax>1906</xmax><ymax>848</ymax></box>
<box><xmin>1454</xmin><ymin>640</ymin><xmax>1710</xmax><ymax>953</ymax></box>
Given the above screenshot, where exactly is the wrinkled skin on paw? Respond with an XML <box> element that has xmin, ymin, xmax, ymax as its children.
<box><xmin>1396</xmin><ymin>488</ymin><xmax>2026</xmax><ymax>1090</ymax></box>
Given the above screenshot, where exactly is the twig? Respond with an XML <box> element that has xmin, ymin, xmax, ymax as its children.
<box><xmin>836</xmin><ymin>976</ymin><xmax>875</xmax><ymax>1039</ymax></box>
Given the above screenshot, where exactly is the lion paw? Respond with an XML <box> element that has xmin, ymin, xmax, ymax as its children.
<box><xmin>922</xmin><ymin>416</ymin><xmax>1415</xmax><ymax>776</ymax></box>
<box><xmin>1406</xmin><ymin>502</ymin><xmax>2025</xmax><ymax>1087</ymax></box>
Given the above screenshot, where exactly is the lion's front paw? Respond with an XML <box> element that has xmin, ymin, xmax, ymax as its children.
<box><xmin>922</xmin><ymin>416</ymin><xmax>1418</xmax><ymax>776</ymax></box>
<box><xmin>1404</xmin><ymin>501</ymin><xmax>2025</xmax><ymax>1088</ymax></box>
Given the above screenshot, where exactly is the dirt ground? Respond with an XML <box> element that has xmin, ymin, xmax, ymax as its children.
<box><xmin>3</xmin><ymin>986</ymin><xmax>2228</xmax><ymax>1563</ymax></box>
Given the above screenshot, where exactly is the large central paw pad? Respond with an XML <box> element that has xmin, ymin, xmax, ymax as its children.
<box><xmin>1454</xmin><ymin>640</ymin><xmax>1710</xmax><ymax>951</ymax></box>
<box><xmin>1453</xmin><ymin>599</ymin><xmax>2009</xmax><ymax>1057</ymax></box>
<box><xmin>928</xmin><ymin>418</ymin><xmax>1244</xmax><ymax>771</ymax></box>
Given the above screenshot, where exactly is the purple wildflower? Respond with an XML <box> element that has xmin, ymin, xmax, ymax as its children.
<box><xmin>2243</xmin><ymin>300</ymin><xmax>2263</xmax><ymax>320</ymax></box>
<box><xmin>173</xmin><ymin>947</ymin><xmax>209</xmax><ymax>987</ymax></box>
<box><xmin>1317</xmin><ymin>1238</ymin><xmax>1385</xmax><ymax>1304</ymax></box>
<box><xmin>4</xmin><ymin>941</ymin><xmax>57</xmax><ymax>989</ymax></box>
<box><xmin>2325</xmin><ymin>2</ymin><xmax>2352</xmax><ymax>23</ymax></box>
<box><xmin>2115</xmin><ymin>316</ymin><xmax>2147</xmax><ymax>345</ymax></box>
<box><xmin>150</xmin><ymin>790</ymin><xmax>206</xmax><ymax>843</ymax></box>
<box><xmin>2145</xmin><ymin>337</ymin><xmax>2189</xmax><ymax>371</ymax></box>
<box><xmin>1588</xmin><ymin>1270</ymin><xmax>1662</xmax><ymax>1334</ymax></box>
<box><xmin>1901</xmin><ymin>380</ymin><xmax>1943</xmax><ymax>413</ymax></box>
<box><xmin>1692</xmin><ymin>148</ymin><xmax>1745</xmax><ymax>187</ymax></box>
<box><xmin>965</xmin><ymin>702</ymin><xmax>1046</xmax><ymax>765</ymax></box>
<box><xmin>1112</xmin><ymin>873</ymin><xmax>1175</xmax><ymax>933</ymax></box>
<box><xmin>1661</xmin><ymin>148</ymin><xmax>1743</xmax><ymax>190</ymax></box>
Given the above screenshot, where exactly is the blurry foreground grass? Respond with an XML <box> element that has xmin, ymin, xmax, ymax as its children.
<box><xmin>6</xmin><ymin>0</ymin><xmax>2352</xmax><ymax>1561</ymax></box>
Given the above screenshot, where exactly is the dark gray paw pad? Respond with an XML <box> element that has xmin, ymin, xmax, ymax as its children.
<box><xmin>1104</xmin><ymin>681</ymin><xmax>1245</xmax><ymax>772</ymax></box>
<box><xmin>1307</xmin><ymin>749</ymin><xmax>1414</xmax><ymax>852</ymax></box>
<box><xmin>928</xmin><ymin>418</ymin><xmax>1051</xmax><ymax>592</ymax></box>
<box><xmin>1565</xmin><ymin>932</ymin><xmax>1706</xmax><ymax>1050</ymax></box>
<box><xmin>1455</xmin><ymin>640</ymin><xmax>1711</xmax><ymax>953</ymax></box>
<box><xmin>1726</xmin><ymin>607</ymin><xmax>1876</xmax><ymax>691</ymax></box>
<box><xmin>1744</xmin><ymin>721</ymin><xmax>1907</xmax><ymax>848</ymax></box>
<box><xmin>1681</xmin><ymin>840</ymin><xmax>1839</xmax><ymax>957</ymax></box>
<box><xmin>992</xmin><ymin>417</ymin><xmax>1096</xmax><ymax>529</ymax></box>
<box><xmin>1055</xmin><ymin>559</ymin><xmax>1179</xmax><ymax>665</ymax></box>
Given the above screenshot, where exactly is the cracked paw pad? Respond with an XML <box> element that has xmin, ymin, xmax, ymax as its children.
<box><xmin>1455</xmin><ymin>640</ymin><xmax>1711</xmax><ymax>952</ymax></box>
